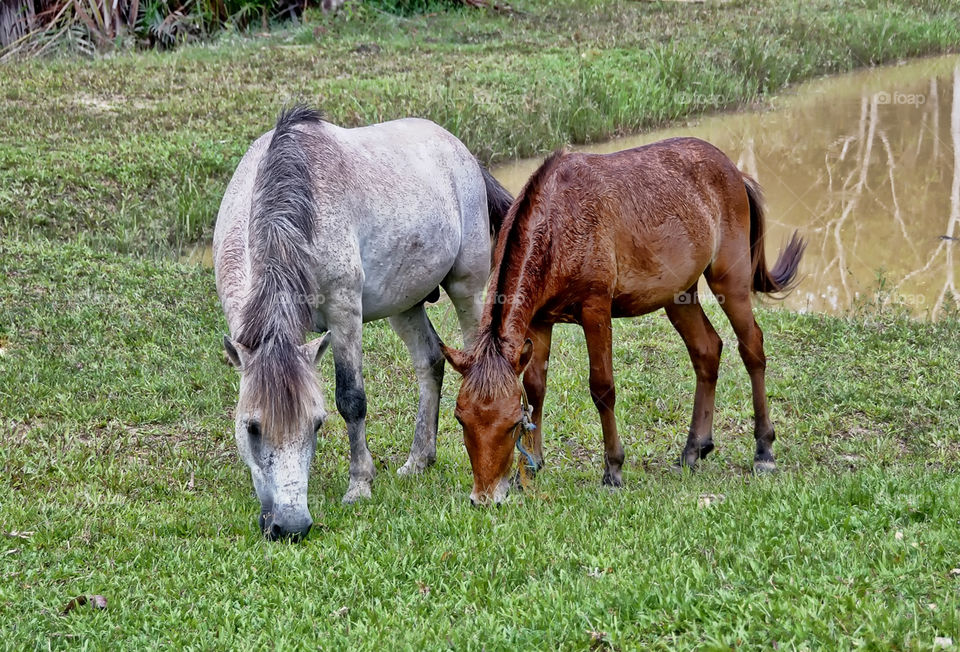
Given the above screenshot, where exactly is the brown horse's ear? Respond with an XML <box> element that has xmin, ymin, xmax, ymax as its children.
<box><xmin>300</xmin><ymin>332</ymin><xmax>331</xmax><ymax>366</ymax></box>
<box><xmin>514</xmin><ymin>338</ymin><xmax>534</xmax><ymax>375</ymax></box>
<box><xmin>223</xmin><ymin>335</ymin><xmax>251</xmax><ymax>369</ymax></box>
<box><xmin>441</xmin><ymin>343</ymin><xmax>470</xmax><ymax>375</ymax></box>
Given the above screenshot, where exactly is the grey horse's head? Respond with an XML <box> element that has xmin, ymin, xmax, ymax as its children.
<box><xmin>223</xmin><ymin>333</ymin><xmax>330</xmax><ymax>541</ymax></box>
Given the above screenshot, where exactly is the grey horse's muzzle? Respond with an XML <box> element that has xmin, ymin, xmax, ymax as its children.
<box><xmin>259</xmin><ymin>507</ymin><xmax>313</xmax><ymax>542</ymax></box>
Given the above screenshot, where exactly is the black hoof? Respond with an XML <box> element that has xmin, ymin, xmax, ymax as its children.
<box><xmin>753</xmin><ymin>459</ymin><xmax>778</xmax><ymax>475</ymax></box>
<box><xmin>677</xmin><ymin>440</ymin><xmax>714</xmax><ymax>470</ymax></box>
<box><xmin>601</xmin><ymin>472</ymin><xmax>623</xmax><ymax>488</ymax></box>
<box><xmin>672</xmin><ymin>458</ymin><xmax>696</xmax><ymax>473</ymax></box>
<box><xmin>697</xmin><ymin>441</ymin><xmax>715</xmax><ymax>460</ymax></box>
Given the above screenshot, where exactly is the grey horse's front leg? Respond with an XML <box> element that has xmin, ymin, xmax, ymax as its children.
<box><xmin>389</xmin><ymin>304</ymin><xmax>444</xmax><ymax>475</ymax></box>
<box><xmin>329</xmin><ymin>302</ymin><xmax>375</xmax><ymax>504</ymax></box>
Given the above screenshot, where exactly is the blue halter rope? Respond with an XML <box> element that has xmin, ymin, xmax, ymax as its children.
<box><xmin>515</xmin><ymin>381</ymin><xmax>539</xmax><ymax>474</ymax></box>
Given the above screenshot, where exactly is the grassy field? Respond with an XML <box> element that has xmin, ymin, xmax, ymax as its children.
<box><xmin>1</xmin><ymin>0</ymin><xmax>960</xmax><ymax>255</ymax></box>
<box><xmin>2</xmin><ymin>239</ymin><xmax>960</xmax><ymax>648</ymax></box>
<box><xmin>3</xmin><ymin>0</ymin><xmax>960</xmax><ymax>648</ymax></box>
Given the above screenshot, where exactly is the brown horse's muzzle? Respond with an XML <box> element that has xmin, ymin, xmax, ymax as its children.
<box><xmin>469</xmin><ymin>475</ymin><xmax>512</xmax><ymax>506</ymax></box>
<box><xmin>466</xmin><ymin>437</ymin><xmax>516</xmax><ymax>506</ymax></box>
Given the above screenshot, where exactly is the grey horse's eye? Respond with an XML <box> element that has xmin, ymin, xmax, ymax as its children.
<box><xmin>247</xmin><ymin>420</ymin><xmax>261</xmax><ymax>439</ymax></box>
<box><xmin>313</xmin><ymin>417</ymin><xmax>324</xmax><ymax>433</ymax></box>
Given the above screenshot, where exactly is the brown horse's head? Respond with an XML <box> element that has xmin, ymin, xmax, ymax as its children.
<box><xmin>442</xmin><ymin>338</ymin><xmax>534</xmax><ymax>505</ymax></box>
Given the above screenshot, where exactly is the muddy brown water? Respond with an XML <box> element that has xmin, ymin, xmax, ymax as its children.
<box><xmin>186</xmin><ymin>56</ymin><xmax>960</xmax><ymax>318</ymax></box>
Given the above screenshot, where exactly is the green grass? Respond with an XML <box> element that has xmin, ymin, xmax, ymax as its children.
<box><xmin>4</xmin><ymin>0</ymin><xmax>960</xmax><ymax>647</ymax></box>
<box><xmin>2</xmin><ymin>0</ymin><xmax>959</xmax><ymax>255</ymax></box>
<box><xmin>3</xmin><ymin>238</ymin><xmax>960</xmax><ymax>648</ymax></box>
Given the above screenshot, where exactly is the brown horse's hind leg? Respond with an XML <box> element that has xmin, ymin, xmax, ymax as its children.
<box><xmin>707</xmin><ymin>278</ymin><xmax>778</xmax><ymax>474</ymax></box>
<box><xmin>520</xmin><ymin>321</ymin><xmax>554</xmax><ymax>472</ymax></box>
<box><xmin>665</xmin><ymin>287</ymin><xmax>723</xmax><ymax>469</ymax></box>
<box><xmin>581</xmin><ymin>300</ymin><xmax>625</xmax><ymax>487</ymax></box>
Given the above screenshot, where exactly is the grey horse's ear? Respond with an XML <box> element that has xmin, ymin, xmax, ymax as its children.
<box><xmin>300</xmin><ymin>332</ymin><xmax>331</xmax><ymax>366</ymax></box>
<box><xmin>223</xmin><ymin>335</ymin><xmax>250</xmax><ymax>369</ymax></box>
<box><xmin>514</xmin><ymin>338</ymin><xmax>535</xmax><ymax>375</ymax></box>
<box><xmin>440</xmin><ymin>342</ymin><xmax>469</xmax><ymax>375</ymax></box>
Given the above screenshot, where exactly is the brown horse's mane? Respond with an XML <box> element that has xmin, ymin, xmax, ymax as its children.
<box><xmin>463</xmin><ymin>149</ymin><xmax>567</xmax><ymax>398</ymax></box>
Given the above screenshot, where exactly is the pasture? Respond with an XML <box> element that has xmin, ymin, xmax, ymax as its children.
<box><xmin>3</xmin><ymin>239</ymin><xmax>960</xmax><ymax>648</ymax></box>
<box><xmin>3</xmin><ymin>0</ymin><xmax>960</xmax><ymax>648</ymax></box>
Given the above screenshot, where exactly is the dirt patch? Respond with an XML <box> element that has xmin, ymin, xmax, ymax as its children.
<box><xmin>62</xmin><ymin>419</ymin><xmax>233</xmax><ymax>464</ymax></box>
<box><xmin>73</xmin><ymin>94</ymin><xmax>152</xmax><ymax>113</ymax></box>
<box><xmin>560</xmin><ymin>437</ymin><xmax>595</xmax><ymax>470</ymax></box>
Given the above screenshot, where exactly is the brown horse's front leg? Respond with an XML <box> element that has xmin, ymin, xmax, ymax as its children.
<box><xmin>581</xmin><ymin>302</ymin><xmax>624</xmax><ymax>487</ymax></box>
<box><xmin>520</xmin><ymin>321</ymin><xmax>554</xmax><ymax>473</ymax></box>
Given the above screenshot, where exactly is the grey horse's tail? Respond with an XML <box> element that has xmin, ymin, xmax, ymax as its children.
<box><xmin>479</xmin><ymin>163</ymin><xmax>514</xmax><ymax>240</ymax></box>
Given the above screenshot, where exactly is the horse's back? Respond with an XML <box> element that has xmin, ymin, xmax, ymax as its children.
<box><xmin>313</xmin><ymin>119</ymin><xmax>487</xmax><ymax>320</ymax></box>
<box><xmin>549</xmin><ymin>138</ymin><xmax>747</xmax><ymax>315</ymax></box>
<box><xmin>325</xmin><ymin>117</ymin><xmax>483</xmax><ymax>229</ymax></box>
<box><xmin>569</xmin><ymin>137</ymin><xmax>744</xmax><ymax>210</ymax></box>
<box><xmin>215</xmin><ymin>116</ymin><xmax>490</xmax><ymax>328</ymax></box>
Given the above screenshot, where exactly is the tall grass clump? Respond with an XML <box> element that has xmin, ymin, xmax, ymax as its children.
<box><xmin>0</xmin><ymin>0</ymin><xmax>503</xmax><ymax>58</ymax></box>
<box><xmin>0</xmin><ymin>0</ymin><xmax>309</xmax><ymax>58</ymax></box>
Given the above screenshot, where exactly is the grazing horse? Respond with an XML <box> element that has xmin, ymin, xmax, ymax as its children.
<box><xmin>214</xmin><ymin>106</ymin><xmax>512</xmax><ymax>539</ymax></box>
<box><xmin>441</xmin><ymin>138</ymin><xmax>805</xmax><ymax>505</ymax></box>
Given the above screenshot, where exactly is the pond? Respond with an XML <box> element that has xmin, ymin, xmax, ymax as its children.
<box><xmin>495</xmin><ymin>55</ymin><xmax>960</xmax><ymax>318</ymax></box>
<box><xmin>186</xmin><ymin>56</ymin><xmax>960</xmax><ymax>318</ymax></box>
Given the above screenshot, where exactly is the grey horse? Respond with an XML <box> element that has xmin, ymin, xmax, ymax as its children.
<box><xmin>214</xmin><ymin>106</ymin><xmax>512</xmax><ymax>540</ymax></box>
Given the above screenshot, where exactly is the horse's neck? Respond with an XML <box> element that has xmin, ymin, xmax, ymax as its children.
<box><xmin>238</xmin><ymin>253</ymin><xmax>313</xmax><ymax>350</ymax></box>
<box><xmin>488</xmin><ymin>214</ymin><xmax>552</xmax><ymax>356</ymax></box>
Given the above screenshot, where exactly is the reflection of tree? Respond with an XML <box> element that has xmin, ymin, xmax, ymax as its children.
<box><xmin>807</xmin><ymin>95</ymin><xmax>878</xmax><ymax>304</ymax></box>
<box><xmin>943</xmin><ymin>66</ymin><xmax>959</xmax><ymax>315</ymax></box>
<box><xmin>736</xmin><ymin>136</ymin><xmax>759</xmax><ymax>180</ymax></box>
<box><xmin>741</xmin><ymin>64</ymin><xmax>954</xmax><ymax>318</ymax></box>
<box><xmin>877</xmin><ymin>129</ymin><xmax>912</xmax><ymax>245</ymax></box>
<box><xmin>895</xmin><ymin>63</ymin><xmax>959</xmax><ymax>318</ymax></box>
<box><xmin>932</xmin><ymin>76</ymin><xmax>941</xmax><ymax>165</ymax></box>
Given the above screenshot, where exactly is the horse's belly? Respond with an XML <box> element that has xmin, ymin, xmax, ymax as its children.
<box><xmin>611</xmin><ymin>279</ymin><xmax>699</xmax><ymax>317</ymax></box>
<box><xmin>359</xmin><ymin>271</ymin><xmax>449</xmax><ymax>321</ymax></box>
<box><xmin>612</xmin><ymin>233</ymin><xmax>713</xmax><ymax>316</ymax></box>
<box><xmin>358</xmin><ymin>235</ymin><xmax>460</xmax><ymax>322</ymax></box>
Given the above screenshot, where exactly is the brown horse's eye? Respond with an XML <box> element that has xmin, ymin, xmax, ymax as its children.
<box><xmin>454</xmin><ymin>414</ymin><xmax>464</xmax><ymax>426</ymax></box>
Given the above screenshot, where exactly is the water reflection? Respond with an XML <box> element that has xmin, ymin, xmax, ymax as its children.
<box><xmin>493</xmin><ymin>56</ymin><xmax>960</xmax><ymax>318</ymax></box>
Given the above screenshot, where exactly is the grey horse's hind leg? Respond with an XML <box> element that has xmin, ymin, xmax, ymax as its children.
<box><xmin>389</xmin><ymin>304</ymin><xmax>444</xmax><ymax>475</ymax></box>
<box><xmin>328</xmin><ymin>297</ymin><xmax>375</xmax><ymax>504</ymax></box>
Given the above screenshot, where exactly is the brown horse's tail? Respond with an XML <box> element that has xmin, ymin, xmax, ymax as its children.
<box><xmin>744</xmin><ymin>175</ymin><xmax>806</xmax><ymax>294</ymax></box>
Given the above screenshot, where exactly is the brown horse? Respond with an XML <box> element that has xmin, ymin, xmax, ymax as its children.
<box><xmin>441</xmin><ymin>138</ymin><xmax>805</xmax><ymax>505</ymax></box>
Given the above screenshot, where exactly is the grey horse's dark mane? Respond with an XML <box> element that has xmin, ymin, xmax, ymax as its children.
<box><xmin>237</xmin><ymin>104</ymin><xmax>324</xmax><ymax>440</ymax></box>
